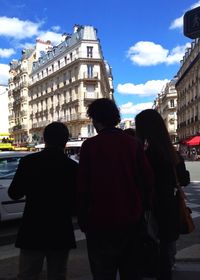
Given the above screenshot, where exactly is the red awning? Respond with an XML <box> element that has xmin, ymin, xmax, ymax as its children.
<box><xmin>185</xmin><ymin>136</ymin><xmax>200</xmax><ymax>146</ymax></box>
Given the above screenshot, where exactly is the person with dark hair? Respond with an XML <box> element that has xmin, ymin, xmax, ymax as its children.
<box><xmin>77</xmin><ymin>98</ymin><xmax>154</xmax><ymax>280</ymax></box>
<box><xmin>8</xmin><ymin>122</ymin><xmax>78</xmax><ymax>280</ymax></box>
<box><xmin>135</xmin><ymin>109</ymin><xmax>181</xmax><ymax>280</ymax></box>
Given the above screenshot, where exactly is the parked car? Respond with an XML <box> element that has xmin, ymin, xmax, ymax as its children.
<box><xmin>0</xmin><ymin>151</ymin><xmax>31</xmax><ymax>222</ymax></box>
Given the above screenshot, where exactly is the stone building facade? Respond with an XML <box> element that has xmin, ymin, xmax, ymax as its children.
<box><xmin>8</xmin><ymin>25</ymin><xmax>113</xmax><ymax>144</ymax></box>
<box><xmin>8</xmin><ymin>39</ymin><xmax>52</xmax><ymax>144</ymax></box>
<box><xmin>153</xmin><ymin>78</ymin><xmax>178</xmax><ymax>143</ymax></box>
<box><xmin>176</xmin><ymin>39</ymin><xmax>200</xmax><ymax>142</ymax></box>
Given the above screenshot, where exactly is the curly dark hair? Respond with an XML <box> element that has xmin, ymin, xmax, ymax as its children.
<box><xmin>43</xmin><ymin>122</ymin><xmax>69</xmax><ymax>148</ymax></box>
<box><xmin>87</xmin><ymin>98</ymin><xmax>121</xmax><ymax>127</ymax></box>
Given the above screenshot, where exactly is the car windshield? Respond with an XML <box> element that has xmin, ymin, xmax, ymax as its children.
<box><xmin>0</xmin><ymin>157</ymin><xmax>21</xmax><ymax>179</ymax></box>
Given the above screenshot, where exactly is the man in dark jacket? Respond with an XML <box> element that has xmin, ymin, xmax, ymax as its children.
<box><xmin>77</xmin><ymin>98</ymin><xmax>154</xmax><ymax>280</ymax></box>
<box><xmin>8</xmin><ymin>122</ymin><xmax>78</xmax><ymax>280</ymax></box>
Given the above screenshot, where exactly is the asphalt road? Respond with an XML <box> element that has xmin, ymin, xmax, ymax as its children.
<box><xmin>0</xmin><ymin>161</ymin><xmax>199</xmax><ymax>279</ymax></box>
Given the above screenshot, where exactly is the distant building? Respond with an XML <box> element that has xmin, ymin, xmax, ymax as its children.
<box><xmin>119</xmin><ymin>119</ymin><xmax>135</xmax><ymax>130</ymax></box>
<box><xmin>153</xmin><ymin>78</ymin><xmax>178</xmax><ymax>143</ymax></box>
<box><xmin>0</xmin><ymin>85</ymin><xmax>9</xmax><ymax>133</ymax></box>
<box><xmin>176</xmin><ymin>39</ymin><xmax>200</xmax><ymax>142</ymax></box>
<box><xmin>8</xmin><ymin>39</ymin><xmax>52</xmax><ymax>144</ymax></box>
<box><xmin>8</xmin><ymin>25</ymin><xmax>114</xmax><ymax>144</ymax></box>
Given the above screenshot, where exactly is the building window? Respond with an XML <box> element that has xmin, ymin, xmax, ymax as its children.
<box><xmin>87</xmin><ymin>65</ymin><xmax>93</xmax><ymax>78</ymax></box>
<box><xmin>87</xmin><ymin>46</ymin><xmax>93</xmax><ymax>58</ymax></box>
<box><xmin>63</xmin><ymin>73</ymin><xmax>66</xmax><ymax>85</ymax></box>
<box><xmin>69</xmin><ymin>88</ymin><xmax>72</xmax><ymax>102</ymax></box>
<box><xmin>170</xmin><ymin>99</ymin><xmax>175</xmax><ymax>108</ymax></box>
<box><xmin>69</xmin><ymin>70</ymin><xmax>72</xmax><ymax>83</ymax></box>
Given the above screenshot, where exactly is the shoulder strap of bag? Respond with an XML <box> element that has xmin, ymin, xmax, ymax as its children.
<box><xmin>172</xmin><ymin>165</ymin><xmax>187</xmax><ymax>200</ymax></box>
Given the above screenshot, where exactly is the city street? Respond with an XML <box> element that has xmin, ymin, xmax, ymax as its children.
<box><xmin>0</xmin><ymin>161</ymin><xmax>199</xmax><ymax>279</ymax></box>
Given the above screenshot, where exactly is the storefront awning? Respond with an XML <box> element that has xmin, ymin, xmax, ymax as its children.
<box><xmin>185</xmin><ymin>136</ymin><xmax>200</xmax><ymax>146</ymax></box>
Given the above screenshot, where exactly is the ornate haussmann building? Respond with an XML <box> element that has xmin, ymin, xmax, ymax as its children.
<box><xmin>153</xmin><ymin>78</ymin><xmax>178</xmax><ymax>143</ymax></box>
<box><xmin>8</xmin><ymin>25</ymin><xmax>114</xmax><ymax>144</ymax></box>
<box><xmin>176</xmin><ymin>39</ymin><xmax>200</xmax><ymax>142</ymax></box>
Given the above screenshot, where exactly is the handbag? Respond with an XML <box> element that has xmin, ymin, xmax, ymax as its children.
<box><xmin>176</xmin><ymin>186</ymin><xmax>195</xmax><ymax>234</ymax></box>
<box><xmin>173</xmin><ymin>166</ymin><xmax>195</xmax><ymax>234</ymax></box>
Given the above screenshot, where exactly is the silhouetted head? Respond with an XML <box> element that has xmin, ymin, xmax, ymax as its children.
<box><xmin>87</xmin><ymin>98</ymin><xmax>121</xmax><ymax>131</ymax></box>
<box><xmin>135</xmin><ymin>109</ymin><xmax>177</xmax><ymax>163</ymax></box>
<box><xmin>135</xmin><ymin>109</ymin><xmax>169</xmax><ymax>143</ymax></box>
<box><xmin>43</xmin><ymin>122</ymin><xmax>69</xmax><ymax>149</ymax></box>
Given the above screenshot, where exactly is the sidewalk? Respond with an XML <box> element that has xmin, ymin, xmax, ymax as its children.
<box><xmin>0</xmin><ymin>242</ymin><xmax>200</xmax><ymax>279</ymax></box>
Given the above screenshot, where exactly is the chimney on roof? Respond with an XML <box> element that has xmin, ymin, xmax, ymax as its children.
<box><xmin>73</xmin><ymin>24</ymin><xmax>80</xmax><ymax>33</ymax></box>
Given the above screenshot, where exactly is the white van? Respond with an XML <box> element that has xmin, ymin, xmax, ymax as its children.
<box><xmin>35</xmin><ymin>140</ymin><xmax>84</xmax><ymax>162</ymax></box>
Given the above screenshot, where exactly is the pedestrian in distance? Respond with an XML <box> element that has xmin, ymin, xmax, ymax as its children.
<box><xmin>135</xmin><ymin>109</ymin><xmax>183</xmax><ymax>280</ymax></box>
<box><xmin>77</xmin><ymin>98</ymin><xmax>154</xmax><ymax>280</ymax></box>
<box><xmin>8</xmin><ymin>122</ymin><xmax>78</xmax><ymax>280</ymax></box>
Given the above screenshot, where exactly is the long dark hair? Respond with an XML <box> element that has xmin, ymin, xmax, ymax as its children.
<box><xmin>135</xmin><ymin>109</ymin><xmax>178</xmax><ymax>164</ymax></box>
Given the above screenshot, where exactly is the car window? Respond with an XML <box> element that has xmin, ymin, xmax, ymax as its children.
<box><xmin>0</xmin><ymin>157</ymin><xmax>21</xmax><ymax>179</ymax></box>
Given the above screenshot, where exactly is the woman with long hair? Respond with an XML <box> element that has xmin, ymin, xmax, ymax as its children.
<box><xmin>135</xmin><ymin>109</ymin><xmax>179</xmax><ymax>280</ymax></box>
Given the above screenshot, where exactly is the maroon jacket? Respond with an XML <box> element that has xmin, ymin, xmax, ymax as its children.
<box><xmin>77</xmin><ymin>128</ymin><xmax>154</xmax><ymax>232</ymax></box>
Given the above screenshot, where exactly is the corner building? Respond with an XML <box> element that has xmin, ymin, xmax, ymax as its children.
<box><xmin>153</xmin><ymin>78</ymin><xmax>178</xmax><ymax>143</ymax></box>
<box><xmin>176</xmin><ymin>39</ymin><xmax>200</xmax><ymax>141</ymax></box>
<box><xmin>29</xmin><ymin>25</ymin><xmax>113</xmax><ymax>141</ymax></box>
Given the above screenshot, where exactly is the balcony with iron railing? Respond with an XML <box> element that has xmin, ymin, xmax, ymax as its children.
<box><xmin>83</xmin><ymin>72</ymin><xmax>99</xmax><ymax>80</ymax></box>
<box><xmin>32</xmin><ymin>120</ymin><xmax>50</xmax><ymax>128</ymax></box>
<box><xmin>84</xmin><ymin>91</ymin><xmax>98</xmax><ymax>100</ymax></box>
<box><xmin>8</xmin><ymin>115</ymin><xmax>14</xmax><ymax>121</ymax></box>
<box><xmin>12</xmin><ymin>124</ymin><xmax>27</xmax><ymax>131</ymax></box>
<box><xmin>21</xmin><ymin>110</ymin><xmax>27</xmax><ymax>117</ymax></box>
<box><xmin>19</xmin><ymin>81</ymin><xmax>29</xmax><ymax>88</ymax></box>
<box><xmin>21</xmin><ymin>67</ymin><xmax>28</xmax><ymax>73</ymax></box>
<box><xmin>20</xmin><ymin>96</ymin><xmax>27</xmax><ymax>102</ymax></box>
<box><xmin>60</xmin><ymin>112</ymin><xmax>88</xmax><ymax>122</ymax></box>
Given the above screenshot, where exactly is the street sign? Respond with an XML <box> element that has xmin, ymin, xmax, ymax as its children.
<box><xmin>184</xmin><ymin>6</ymin><xmax>200</xmax><ymax>39</ymax></box>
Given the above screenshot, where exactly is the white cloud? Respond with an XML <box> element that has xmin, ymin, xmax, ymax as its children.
<box><xmin>128</xmin><ymin>41</ymin><xmax>168</xmax><ymax>66</ymax></box>
<box><xmin>0</xmin><ymin>64</ymin><xmax>10</xmax><ymax>85</ymax></box>
<box><xmin>166</xmin><ymin>43</ymin><xmax>191</xmax><ymax>64</ymax></box>
<box><xmin>0</xmin><ymin>16</ymin><xmax>42</xmax><ymax>39</ymax></box>
<box><xmin>0</xmin><ymin>48</ymin><xmax>15</xmax><ymax>58</ymax></box>
<box><xmin>0</xmin><ymin>16</ymin><xmax>62</xmax><ymax>46</ymax></box>
<box><xmin>51</xmin><ymin>26</ymin><xmax>61</xmax><ymax>32</ymax></box>
<box><xmin>170</xmin><ymin>17</ymin><xmax>183</xmax><ymax>30</ymax></box>
<box><xmin>170</xmin><ymin>1</ymin><xmax>200</xmax><ymax>30</ymax></box>
<box><xmin>17</xmin><ymin>42</ymin><xmax>35</xmax><ymax>50</ymax></box>
<box><xmin>120</xmin><ymin>102</ymin><xmax>153</xmax><ymax>116</ymax></box>
<box><xmin>37</xmin><ymin>30</ymin><xmax>62</xmax><ymax>46</ymax></box>
<box><xmin>117</xmin><ymin>79</ymin><xmax>169</xmax><ymax>96</ymax></box>
<box><xmin>127</xmin><ymin>41</ymin><xmax>189</xmax><ymax>66</ymax></box>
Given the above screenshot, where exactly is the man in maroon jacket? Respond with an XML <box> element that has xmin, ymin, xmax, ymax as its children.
<box><xmin>77</xmin><ymin>98</ymin><xmax>154</xmax><ymax>280</ymax></box>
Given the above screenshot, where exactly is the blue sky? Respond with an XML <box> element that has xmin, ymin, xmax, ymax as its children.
<box><xmin>0</xmin><ymin>0</ymin><xmax>199</xmax><ymax>120</ymax></box>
